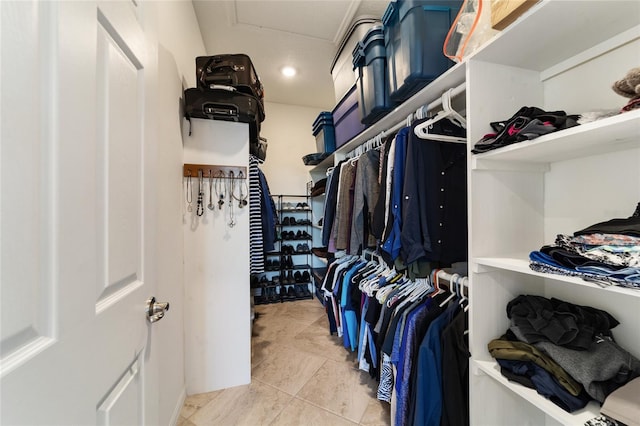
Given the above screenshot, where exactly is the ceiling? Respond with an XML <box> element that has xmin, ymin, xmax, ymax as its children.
<box><xmin>192</xmin><ymin>0</ymin><xmax>389</xmax><ymax>109</ymax></box>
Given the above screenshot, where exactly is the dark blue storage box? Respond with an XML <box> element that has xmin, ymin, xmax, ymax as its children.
<box><xmin>332</xmin><ymin>84</ymin><xmax>366</xmax><ymax>148</ymax></box>
<box><xmin>352</xmin><ymin>26</ymin><xmax>395</xmax><ymax>125</ymax></box>
<box><xmin>312</xmin><ymin>112</ymin><xmax>336</xmax><ymax>153</ymax></box>
<box><xmin>383</xmin><ymin>0</ymin><xmax>462</xmax><ymax>102</ymax></box>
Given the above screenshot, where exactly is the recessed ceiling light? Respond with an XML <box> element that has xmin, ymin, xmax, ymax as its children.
<box><xmin>281</xmin><ymin>66</ymin><xmax>296</xmax><ymax>77</ymax></box>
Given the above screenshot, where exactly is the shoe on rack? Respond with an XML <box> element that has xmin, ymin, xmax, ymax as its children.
<box><xmin>271</xmin><ymin>287</ymin><xmax>281</xmax><ymax>303</ymax></box>
<box><xmin>287</xmin><ymin>256</ymin><xmax>295</xmax><ymax>269</ymax></box>
<box><xmin>287</xmin><ymin>270</ymin><xmax>294</xmax><ymax>284</ymax></box>
<box><xmin>294</xmin><ymin>285</ymin><xmax>305</xmax><ymax>299</ymax></box>
<box><xmin>296</xmin><ymin>243</ymin><xmax>303</xmax><ymax>253</ymax></box>
<box><xmin>283</xmin><ymin>216</ymin><xmax>290</xmax><ymax>226</ymax></box>
<box><xmin>287</xmin><ymin>286</ymin><xmax>297</xmax><ymax>300</ymax></box>
<box><xmin>294</xmin><ymin>271</ymin><xmax>302</xmax><ymax>283</ymax></box>
<box><xmin>301</xmin><ymin>231</ymin><xmax>312</xmax><ymax>240</ymax></box>
<box><xmin>272</xmin><ymin>258</ymin><xmax>280</xmax><ymax>269</ymax></box>
<box><xmin>300</xmin><ymin>243</ymin><xmax>310</xmax><ymax>253</ymax></box>
<box><xmin>301</xmin><ymin>271</ymin><xmax>310</xmax><ymax>283</ymax></box>
<box><xmin>289</xmin><ymin>216</ymin><xmax>297</xmax><ymax>225</ymax></box>
<box><xmin>281</xmin><ymin>286</ymin><xmax>291</xmax><ymax>301</ymax></box>
<box><xmin>300</xmin><ymin>284</ymin><xmax>311</xmax><ymax>297</ymax></box>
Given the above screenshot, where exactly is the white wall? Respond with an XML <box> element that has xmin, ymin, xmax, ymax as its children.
<box><xmin>148</xmin><ymin>1</ymin><xmax>207</xmax><ymax>423</ymax></box>
<box><xmin>154</xmin><ymin>45</ymin><xmax>189</xmax><ymax>425</ymax></box>
<box><xmin>259</xmin><ymin>101</ymin><xmax>325</xmax><ymax>195</ymax></box>
<box><xmin>182</xmin><ymin>119</ymin><xmax>251</xmax><ymax>394</ymax></box>
<box><xmin>155</xmin><ymin>0</ymin><xmax>207</xmax><ymax>89</ymax></box>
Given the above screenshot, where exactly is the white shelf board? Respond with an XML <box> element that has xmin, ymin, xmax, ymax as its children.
<box><xmin>473</xmin><ymin>256</ymin><xmax>640</xmax><ymax>298</ymax></box>
<box><xmin>310</xmin><ymin>62</ymin><xmax>467</xmax><ymax>177</ymax></box>
<box><xmin>469</xmin><ymin>0</ymin><xmax>640</xmax><ymax>72</ymax></box>
<box><xmin>473</xmin><ymin>360</ymin><xmax>601</xmax><ymax>425</ymax></box>
<box><xmin>472</xmin><ymin>110</ymin><xmax>640</xmax><ymax>169</ymax></box>
<box><xmin>308</xmin><ymin>153</ymin><xmax>335</xmax><ymax>174</ymax></box>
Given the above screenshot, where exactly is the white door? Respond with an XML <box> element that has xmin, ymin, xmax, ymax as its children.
<box><xmin>1</xmin><ymin>1</ymin><xmax>161</xmax><ymax>424</ymax></box>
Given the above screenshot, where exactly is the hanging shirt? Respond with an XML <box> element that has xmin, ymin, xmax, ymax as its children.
<box><xmin>257</xmin><ymin>168</ymin><xmax>277</xmax><ymax>252</ymax></box>
<box><xmin>382</xmin><ymin>128</ymin><xmax>410</xmax><ymax>260</ymax></box>
<box><xmin>350</xmin><ymin>149</ymin><xmax>382</xmax><ymax>255</ymax></box>
<box><xmin>413</xmin><ymin>301</ymin><xmax>459</xmax><ymax>426</ymax></box>
<box><xmin>334</xmin><ymin>161</ymin><xmax>358</xmax><ymax>251</ymax></box>
<box><xmin>322</xmin><ymin>164</ymin><xmax>341</xmax><ymax>247</ymax></box>
<box><xmin>401</xmin><ymin>118</ymin><xmax>467</xmax><ymax>266</ymax></box>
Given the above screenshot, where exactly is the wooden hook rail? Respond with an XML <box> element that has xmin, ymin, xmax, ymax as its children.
<box><xmin>183</xmin><ymin>164</ymin><xmax>247</xmax><ymax>179</ymax></box>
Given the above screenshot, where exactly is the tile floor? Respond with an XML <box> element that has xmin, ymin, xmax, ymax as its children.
<box><xmin>178</xmin><ymin>298</ymin><xmax>391</xmax><ymax>426</ymax></box>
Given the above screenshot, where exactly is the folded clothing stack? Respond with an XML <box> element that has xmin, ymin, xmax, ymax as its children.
<box><xmin>529</xmin><ymin>203</ymin><xmax>640</xmax><ymax>290</ymax></box>
<box><xmin>488</xmin><ymin>295</ymin><xmax>640</xmax><ymax>413</ymax></box>
<box><xmin>310</xmin><ymin>178</ymin><xmax>327</xmax><ymax>197</ymax></box>
<box><xmin>472</xmin><ymin>106</ymin><xmax>580</xmax><ymax>154</ymax></box>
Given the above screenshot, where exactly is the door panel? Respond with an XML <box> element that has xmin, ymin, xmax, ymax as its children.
<box><xmin>97</xmin><ymin>355</ymin><xmax>144</xmax><ymax>426</ymax></box>
<box><xmin>0</xmin><ymin>0</ymin><xmax>56</xmax><ymax>376</ymax></box>
<box><xmin>95</xmin><ymin>15</ymin><xmax>144</xmax><ymax>309</ymax></box>
<box><xmin>1</xmin><ymin>1</ymin><xmax>158</xmax><ymax>424</ymax></box>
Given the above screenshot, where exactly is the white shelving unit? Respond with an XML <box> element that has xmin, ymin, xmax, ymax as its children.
<box><xmin>467</xmin><ymin>1</ymin><xmax>640</xmax><ymax>425</ymax></box>
<box><xmin>309</xmin><ymin>1</ymin><xmax>639</xmax><ymax>423</ymax></box>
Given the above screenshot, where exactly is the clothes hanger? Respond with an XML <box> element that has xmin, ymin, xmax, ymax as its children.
<box><xmin>413</xmin><ymin>89</ymin><xmax>467</xmax><ymax>143</ymax></box>
<box><xmin>408</xmin><ymin>277</ymin><xmax>432</xmax><ymax>302</ymax></box>
<box><xmin>439</xmin><ymin>272</ymin><xmax>459</xmax><ymax>307</ymax></box>
<box><xmin>461</xmin><ymin>277</ymin><xmax>470</xmax><ymax>313</ymax></box>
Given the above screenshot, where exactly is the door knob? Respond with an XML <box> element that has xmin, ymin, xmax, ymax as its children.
<box><xmin>146</xmin><ymin>297</ymin><xmax>170</xmax><ymax>323</ymax></box>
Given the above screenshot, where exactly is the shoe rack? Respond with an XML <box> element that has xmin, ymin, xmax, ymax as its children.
<box><xmin>255</xmin><ymin>194</ymin><xmax>314</xmax><ymax>304</ymax></box>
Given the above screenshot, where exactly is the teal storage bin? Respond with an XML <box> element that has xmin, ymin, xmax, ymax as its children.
<box><xmin>312</xmin><ymin>112</ymin><xmax>336</xmax><ymax>153</ymax></box>
<box><xmin>352</xmin><ymin>26</ymin><xmax>395</xmax><ymax>125</ymax></box>
<box><xmin>383</xmin><ymin>0</ymin><xmax>463</xmax><ymax>102</ymax></box>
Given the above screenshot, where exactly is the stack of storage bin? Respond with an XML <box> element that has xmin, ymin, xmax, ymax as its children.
<box><xmin>312</xmin><ymin>112</ymin><xmax>336</xmax><ymax>154</ymax></box>
<box><xmin>329</xmin><ymin>18</ymin><xmax>380</xmax><ymax>149</ymax></box>
<box><xmin>352</xmin><ymin>25</ymin><xmax>395</xmax><ymax>125</ymax></box>
<box><xmin>383</xmin><ymin>0</ymin><xmax>463</xmax><ymax>102</ymax></box>
<box><xmin>332</xmin><ymin>85</ymin><xmax>367</xmax><ymax>149</ymax></box>
<box><xmin>330</xmin><ymin>17</ymin><xmax>381</xmax><ymax>104</ymax></box>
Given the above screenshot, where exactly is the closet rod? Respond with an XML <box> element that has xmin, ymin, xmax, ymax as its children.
<box><xmin>345</xmin><ymin>82</ymin><xmax>466</xmax><ymax>159</ymax></box>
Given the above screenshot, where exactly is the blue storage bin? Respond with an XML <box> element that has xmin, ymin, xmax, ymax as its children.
<box><xmin>383</xmin><ymin>0</ymin><xmax>462</xmax><ymax>102</ymax></box>
<box><xmin>312</xmin><ymin>112</ymin><xmax>336</xmax><ymax>153</ymax></box>
<box><xmin>332</xmin><ymin>84</ymin><xmax>367</xmax><ymax>148</ymax></box>
<box><xmin>352</xmin><ymin>26</ymin><xmax>395</xmax><ymax>125</ymax></box>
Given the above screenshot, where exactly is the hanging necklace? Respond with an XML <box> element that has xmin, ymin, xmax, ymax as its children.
<box><xmin>185</xmin><ymin>174</ymin><xmax>193</xmax><ymax>212</ymax></box>
<box><xmin>227</xmin><ymin>171</ymin><xmax>236</xmax><ymax>227</ymax></box>
<box><xmin>214</xmin><ymin>171</ymin><xmax>225</xmax><ymax>210</ymax></box>
<box><xmin>196</xmin><ymin>170</ymin><xmax>204</xmax><ymax>217</ymax></box>
<box><xmin>231</xmin><ymin>170</ymin><xmax>249</xmax><ymax>208</ymax></box>
<box><xmin>207</xmin><ymin>172</ymin><xmax>215</xmax><ymax>210</ymax></box>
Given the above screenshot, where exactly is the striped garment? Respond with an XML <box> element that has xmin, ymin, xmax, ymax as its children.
<box><xmin>377</xmin><ymin>353</ymin><xmax>393</xmax><ymax>403</ymax></box>
<box><xmin>249</xmin><ymin>155</ymin><xmax>265</xmax><ymax>274</ymax></box>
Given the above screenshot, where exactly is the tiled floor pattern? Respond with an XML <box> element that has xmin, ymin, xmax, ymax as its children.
<box><xmin>178</xmin><ymin>298</ymin><xmax>391</xmax><ymax>426</ymax></box>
